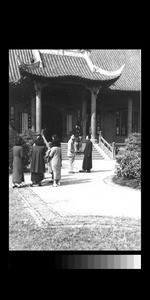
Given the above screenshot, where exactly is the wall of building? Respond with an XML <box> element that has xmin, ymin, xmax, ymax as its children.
<box><xmin>41</xmin><ymin>85</ymin><xmax>83</xmax><ymax>141</ymax></box>
<box><xmin>9</xmin><ymin>82</ymin><xmax>140</xmax><ymax>145</ymax></box>
<box><xmin>97</xmin><ymin>91</ymin><xmax>140</xmax><ymax>144</ymax></box>
<box><xmin>9</xmin><ymin>87</ymin><xmax>31</xmax><ymax>132</ymax></box>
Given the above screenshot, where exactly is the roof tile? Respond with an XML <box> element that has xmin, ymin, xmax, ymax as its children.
<box><xmin>9</xmin><ymin>49</ymin><xmax>141</xmax><ymax>91</ymax></box>
<box><xmin>90</xmin><ymin>49</ymin><xmax>141</xmax><ymax>91</ymax></box>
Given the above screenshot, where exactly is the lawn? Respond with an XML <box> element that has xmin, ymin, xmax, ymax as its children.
<box><xmin>9</xmin><ymin>187</ymin><xmax>141</xmax><ymax>251</ymax></box>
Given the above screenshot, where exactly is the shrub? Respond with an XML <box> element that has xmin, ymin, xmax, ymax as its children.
<box><xmin>115</xmin><ymin>133</ymin><xmax>141</xmax><ymax>186</ymax></box>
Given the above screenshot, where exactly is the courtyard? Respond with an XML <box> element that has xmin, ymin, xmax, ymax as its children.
<box><xmin>9</xmin><ymin>159</ymin><xmax>141</xmax><ymax>250</ymax></box>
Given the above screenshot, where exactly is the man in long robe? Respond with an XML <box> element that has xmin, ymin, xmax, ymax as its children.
<box><xmin>79</xmin><ymin>135</ymin><xmax>92</xmax><ymax>173</ymax></box>
<box><xmin>67</xmin><ymin>134</ymin><xmax>76</xmax><ymax>173</ymax></box>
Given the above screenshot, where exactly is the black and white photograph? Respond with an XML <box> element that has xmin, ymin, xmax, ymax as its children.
<box><xmin>9</xmin><ymin>49</ymin><xmax>141</xmax><ymax>257</ymax></box>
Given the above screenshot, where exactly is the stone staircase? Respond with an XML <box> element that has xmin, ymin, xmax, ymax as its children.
<box><xmin>61</xmin><ymin>143</ymin><xmax>104</xmax><ymax>160</ymax></box>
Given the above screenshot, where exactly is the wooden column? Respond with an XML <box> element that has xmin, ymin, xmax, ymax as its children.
<box><xmin>34</xmin><ymin>81</ymin><xmax>42</xmax><ymax>134</ymax></box>
<box><xmin>91</xmin><ymin>90</ymin><xmax>96</xmax><ymax>141</ymax></box>
<box><xmin>82</xmin><ymin>89</ymin><xmax>87</xmax><ymax>141</ymax></box>
<box><xmin>127</xmin><ymin>97</ymin><xmax>133</xmax><ymax>136</ymax></box>
<box><xmin>90</xmin><ymin>86</ymin><xmax>101</xmax><ymax>142</ymax></box>
<box><xmin>31</xmin><ymin>95</ymin><xmax>36</xmax><ymax>131</ymax></box>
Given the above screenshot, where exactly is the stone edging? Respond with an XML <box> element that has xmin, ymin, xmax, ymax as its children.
<box><xmin>103</xmin><ymin>175</ymin><xmax>140</xmax><ymax>192</ymax></box>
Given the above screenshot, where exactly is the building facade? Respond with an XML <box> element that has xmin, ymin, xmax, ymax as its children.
<box><xmin>9</xmin><ymin>49</ymin><xmax>141</xmax><ymax>145</ymax></box>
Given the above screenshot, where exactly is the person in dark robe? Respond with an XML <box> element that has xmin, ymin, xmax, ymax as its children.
<box><xmin>30</xmin><ymin>135</ymin><xmax>47</xmax><ymax>186</ymax></box>
<box><xmin>12</xmin><ymin>136</ymin><xmax>25</xmax><ymax>188</ymax></box>
<box><xmin>79</xmin><ymin>135</ymin><xmax>92</xmax><ymax>173</ymax></box>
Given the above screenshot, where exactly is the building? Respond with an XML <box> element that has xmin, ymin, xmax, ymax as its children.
<box><xmin>9</xmin><ymin>49</ymin><xmax>141</xmax><ymax>148</ymax></box>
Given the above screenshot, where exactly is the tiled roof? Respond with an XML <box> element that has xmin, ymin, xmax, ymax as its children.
<box><xmin>9</xmin><ymin>49</ymin><xmax>33</xmax><ymax>85</ymax></box>
<box><xmin>90</xmin><ymin>50</ymin><xmax>141</xmax><ymax>91</ymax></box>
<box><xmin>9</xmin><ymin>49</ymin><xmax>141</xmax><ymax>91</ymax></box>
<box><xmin>18</xmin><ymin>52</ymin><xmax>120</xmax><ymax>83</ymax></box>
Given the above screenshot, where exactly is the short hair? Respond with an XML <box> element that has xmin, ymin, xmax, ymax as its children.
<box><xmin>51</xmin><ymin>134</ymin><xmax>61</xmax><ymax>147</ymax></box>
<box><xmin>35</xmin><ymin>137</ymin><xmax>44</xmax><ymax>146</ymax></box>
<box><xmin>15</xmin><ymin>136</ymin><xmax>23</xmax><ymax>146</ymax></box>
<box><xmin>86</xmin><ymin>135</ymin><xmax>91</xmax><ymax>139</ymax></box>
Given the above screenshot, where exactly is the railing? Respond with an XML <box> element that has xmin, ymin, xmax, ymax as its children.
<box><xmin>98</xmin><ymin>131</ymin><xmax>116</xmax><ymax>159</ymax></box>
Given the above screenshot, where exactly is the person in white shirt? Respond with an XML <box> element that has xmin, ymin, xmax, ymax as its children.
<box><xmin>67</xmin><ymin>134</ymin><xmax>76</xmax><ymax>173</ymax></box>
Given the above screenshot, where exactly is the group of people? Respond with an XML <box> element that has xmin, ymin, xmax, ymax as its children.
<box><xmin>11</xmin><ymin>131</ymin><xmax>93</xmax><ymax>189</ymax></box>
<box><xmin>67</xmin><ymin>133</ymin><xmax>92</xmax><ymax>174</ymax></box>
<box><xmin>12</xmin><ymin>133</ymin><xmax>62</xmax><ymax>188</ymax></box>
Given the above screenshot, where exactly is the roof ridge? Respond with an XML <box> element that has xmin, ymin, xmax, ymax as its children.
<box><xmin>39</xmin><ymin>49</ymin><xmax>85</xmax><ymax>58</ymax></box>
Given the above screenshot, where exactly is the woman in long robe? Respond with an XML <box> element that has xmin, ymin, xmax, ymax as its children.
<box><xmin>30</xmin><ymin>136</ymin><xmax>46</xmax><ymax>186</ymax></box>
<box><xmin>49</xmin><ymin>136</ymin><xmax>62</xmax><ymax>187</ymax></box>
<box><xmin>12</xmin><ymin>136</ymin><xmax>25</xmax><ymax>188</ymax></box>
<box><xmin>49</xmin><ymin>146</ymin><xmax>62</xmax><ymax>187</ymax></box>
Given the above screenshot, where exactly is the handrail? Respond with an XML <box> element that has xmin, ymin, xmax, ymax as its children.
<box><xmin>101</xmin><ymin>136</ymin><xmax>113</xmax><ymax>151</ymax></box>
<box><xmin>98</xmin><ymin>131</ymin><xmax>115</xmax><ymax>159</ymax></box>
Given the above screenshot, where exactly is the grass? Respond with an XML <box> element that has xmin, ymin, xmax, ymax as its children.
<box><xmin>9</xmin><ymin>187</ymin><xmax>141</xmax><ymax>251</ymax></box>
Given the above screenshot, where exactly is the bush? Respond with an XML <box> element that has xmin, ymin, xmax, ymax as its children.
<box><xmin>9</xmin><ymin>128</ymin><xmax>38</xmax><ymax>173</ymax></box>
<box><xmin>115</xmin><ymin>133</ymin><xmax>141</xmax><ymax>187</ymax></box>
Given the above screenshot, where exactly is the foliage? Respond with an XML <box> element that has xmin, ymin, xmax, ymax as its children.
<box><xmin>115</xmin><ymin>133</ymin><xmax>141</xmax><ymax>187</ymax></box>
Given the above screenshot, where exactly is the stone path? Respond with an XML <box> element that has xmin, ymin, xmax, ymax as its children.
<box><xmin>9</xmin><ymin>159</ymin><xmax>141</xmax><ymax>222</ymax></box>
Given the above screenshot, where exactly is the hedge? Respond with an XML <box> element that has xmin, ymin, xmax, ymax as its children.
<box><xmin>115</xmin><ymin>133</ymin><xmax>141</xmax><ymax>186</ymax></box>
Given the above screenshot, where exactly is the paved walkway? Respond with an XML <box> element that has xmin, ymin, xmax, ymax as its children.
<box><xmin>9</xmin><ymin>159</ymin><xmax>141</xmax><ymax>220</ymax></box>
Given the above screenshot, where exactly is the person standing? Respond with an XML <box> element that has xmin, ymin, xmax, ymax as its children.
<box><xmin>67</xmin><ymin>133</ymin><xmax>76</xmax><ymax>174</ymax></box>
<box><xmin>30</xmin><ymin>135</ymin><xmax>46</xmax><ymax>186</ymax></box>
<box><xmin>49</xmin><ymin>137</ymin><xmax>62</xmax><ymax>187</ymax></box>
<box><xmin>12</xmin><ymin>136</ymin><xmax>25</xmax><ymax>188</ymax></box>
<box><xmin>79</xmin><ymin>135</ymin><xmax>92</xmax><ymax>173</ymax></box>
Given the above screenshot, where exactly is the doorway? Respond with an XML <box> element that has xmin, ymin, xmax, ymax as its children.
<box><xmin>42</xmin><ymin>105</ymin><xmax>63</xmax><ymax>141</ymax></box>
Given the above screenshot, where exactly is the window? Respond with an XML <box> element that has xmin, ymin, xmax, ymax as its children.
<box><xmin>116</xmin><ymin>111</ymin><xmax>120</xmax><ymax>135</ymax></box>
<box><xmin>116</xmin><ymin>110</ymin><xmax>127</xmax><ymax>136</ymax></box>
<box><xmin>10</xmin><ymin>106</ymin><xmax>15</xmax><ymax>129</ymax></box>
<box><xmin>67</xmin><ymin>114</ymin><xmax>72</xmax><ymax>135</ymax></box>
<box><xmin>132</xmin><ymin>111</ymin><xmax>138</xmax><ymax>132</ymax></box>
<box><xmin>18</xmin><ymin>113</ymin><xmax>31</xmax><ymax>133</ymax></box>
<box><xmin>121</xmin><ymin>111</ymin><xmax>127</xmax><ymax>135</ymax></box>
<box><xmin>28</xmin><ymin>114</ymin><xmax>31</xmax><ymax>129</ymax></box>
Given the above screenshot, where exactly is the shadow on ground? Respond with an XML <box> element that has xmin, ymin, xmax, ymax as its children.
<box><xmin>90</xmin><ymin>169</ymin><xmax>114</xmax><ymax>173</ymax></box>
<box><xmin>40</xmin><ymin>178</ymin><xmax>92</xmax><ymax>186</ymax></box>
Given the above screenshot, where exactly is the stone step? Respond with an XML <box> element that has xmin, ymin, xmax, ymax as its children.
<box><xmin>60</xmin><ymin>143</ymin><xmax>104</xmax><ymax>160</ymax></box>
